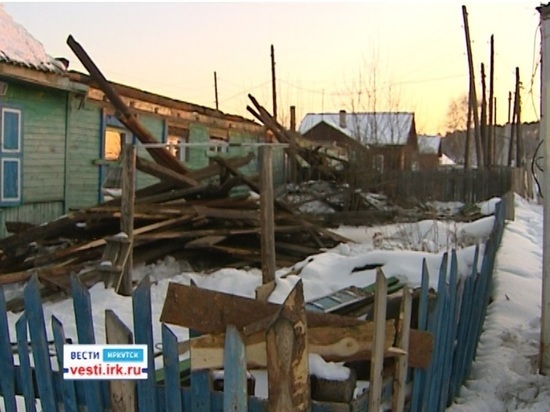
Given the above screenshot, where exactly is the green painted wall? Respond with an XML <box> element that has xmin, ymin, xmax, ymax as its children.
<box><xmin>188</xmin><ymin>123</ymin><xmax>210</xmax><ymax>170</ymax></box>
<box><xmin>0</xmin><ymin>81</ymin><xmax>67</xmax><ymax>204</ymax></box>
<box><xmin>66</xmin><ymin>96</ymin><xmax>102</xmax><ymax>209</ymax></box>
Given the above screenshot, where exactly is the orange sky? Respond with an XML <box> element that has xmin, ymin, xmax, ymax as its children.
<box><xmin>3</xmin><ymin>1</ymin><xmax>542</xmax><ymax>134</ymax></box>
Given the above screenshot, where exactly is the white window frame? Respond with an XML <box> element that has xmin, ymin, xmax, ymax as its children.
<box><xmin>1</xmin><ymin>108</ymin><xmax>21</xmax><ymax>153</ymax></box>
<box><xmin>1</xmin><ymin>158</ymin><xmax>21</xmax><ymax>202</ymax></box>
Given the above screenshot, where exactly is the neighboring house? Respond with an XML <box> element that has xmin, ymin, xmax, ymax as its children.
<box><xmin>0</xmin><ymin>5</ymin><xmax>267</xmax><ymax>237</ymax></box>
<box><xmin>417</xmin><ymin>134</ymin><xmax>442</xmax><ymax>169</ymax></box>
<box><xmin>299</xmin><ymin>110</ymin><xmax>418</xmax><ymax>172</ymax></box>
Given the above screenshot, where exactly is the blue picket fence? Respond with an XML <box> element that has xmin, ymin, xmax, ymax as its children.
<box><xmin>0</xmin><ymin>198</ymin><xmax>508</xmax><ymax>411</ymax></box>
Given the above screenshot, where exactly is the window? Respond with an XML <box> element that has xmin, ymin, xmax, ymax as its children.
<box><xmin>0</xmin><ymin>107</ymin><xmax>22</xmax><ymax>205</ymax></box>
<box><xmin>208</xmin><ymin>137</ymin><xmax>228</xmax><ymax>154</ymax></box>
<box><xmin>166</xmin><ymin>126</ymin><xmax>190</xmax><ymax>162</ymax></box>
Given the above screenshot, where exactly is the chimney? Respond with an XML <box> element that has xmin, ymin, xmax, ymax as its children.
<box><xmin>290</xmin><ymin>105</ymin><xmax>296</xmax><ymax>131</ymax></box>
<box><xmin>339</xmin><ymin>110</ymin><xmax>347</xmax><ymax>128</ymax></box>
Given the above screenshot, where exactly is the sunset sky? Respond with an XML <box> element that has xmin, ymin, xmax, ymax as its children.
<box><xmin>3</xmin><ymin>1</ymin><xmax>542</xmax><ymax>134</ymax></box>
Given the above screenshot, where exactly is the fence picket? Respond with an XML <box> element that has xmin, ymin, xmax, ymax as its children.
<box><xmin>105</xmin><ymin>309</ymin><xmax>136</xmax><ymax>412</ymax></box>
<box><xmin>132</xmin><ymin>276</ymin><xmax>157</xmax><ymax>412</ymax></box>
<box><xmin>191</xmin><ymin>369</ymin><xmax>212</xmax><ymax>412</ymax></box>
<box><xmin>52</xmin><ymin>315</ymin><xmax>78</xmax><ymax>412</ymax></box>
<box><xmin>439</xmin><ymin>250</ymin><xmax>459</xmax><ymax>409</ymax></box>
<box><xmin>410</xmin><ymin>260</ymin><xmax>429</xmax><ymax>412</ymax></box>
<box><xmin>71</xmin><ymin>275</ymin><xmax>104</xmax><ymax>412</ymax></box>
<box><xmin>423</xmin><ymin>252</ymin><xmax>448</xmax><ymax>409</ymax></box>
<box><xmin>223</xmin><ymin>324</ymin><xmax>247</xmax><ymax>412</ymax></box>
<box><xmin>0</xmin><ymin>286</ymin><xmax>16</xmax><ymax>412</ymax></box>
<box><xmin>161</xmin><ymin>323</ymin><xmax>183</xmax><ymax>412</ymax></box>
<box><xmin>24</xmin><ymin>275</ymin><xmax>57</xmax><ymax>411</ymax></box>
<box><xmin>15</xmin><ymin>314</ymin><xmax>36</xmax><ymax>412</ymax></box>
<box><xmin>451</xmin><ymin>245</ymin><xmax>479</xmax><ymax>396</ymax></box>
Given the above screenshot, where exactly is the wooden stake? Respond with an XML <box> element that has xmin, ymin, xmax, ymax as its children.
<box><xmin>117</xmin><ymin>144</ymin><xmax>135</xmax><ymax>296</ymax></box>
<box><xmin>259</xmin><ymin>145</ymin><xmax>276</xmax><ymax>284</ymax></box>
<box><xmin>462</xmin><ymin>6</ymin><xmax>483</xmax><ymax>168</ymax></box>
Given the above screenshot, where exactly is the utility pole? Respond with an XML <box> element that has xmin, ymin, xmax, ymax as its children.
<box><xmin>538</xmin><ymin>3</ymin><xmax>550</xmax><ymax>375</ymax></box>
<box><xmin>481</xmin><ymin>63</ymin><xmax>488</xmax><ymax>167</ymax></box>
<box><xmin>214</xmin><ymin>71</ymin><xmax>219</xmax><ymax>111</ymax></box>
<box><xmin>271</xmin><ymin>44</ymin><xmax>277</xmax><ymax>121</ymax></box>
<box><xmin>515</xmin><ymin>67</ymin><xmax>523</xmax><ymax>167</ymax></box>
<box><xmin>462</xmin><ymin>5</ymin><xmax>483</xmax><ymax>168</ymax></box>
<box><xmin>489</xmin><ymin>35</ymin><xmax>495</xmax><ymax>167</ymax></box>
<box><xmin>465</xmin><ymin>97</ymin><xmax>472</xmax><ymax>169</ymax></box>
<box><xmin>508</xmin><ymin>92</ymin><xmax>512</xmax><ymax>123</ymax></box>
<box><xmin>493</xmin><ymin>97</ymin><xmax>498</xmax><ymax>164</ymax></box>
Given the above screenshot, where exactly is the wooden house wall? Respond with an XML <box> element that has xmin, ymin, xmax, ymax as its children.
<box><xmin>0</xmin><ymin>80</ymin><xmax>68</xmax><ymax>234</ymax></box>
<box><xmin>66</xmin><ymin>96</ymin><xmax>102</xmax><ymax>209</ymax></box>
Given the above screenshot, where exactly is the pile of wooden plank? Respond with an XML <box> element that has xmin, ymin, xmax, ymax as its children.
<box><xmin>0</xmin><ymin>150</ymin><xmax>349</xmax><ymax>297</ymax></box>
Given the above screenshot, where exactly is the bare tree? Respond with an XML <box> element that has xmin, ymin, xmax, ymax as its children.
<box><xmin>446</xmin><ymin>94</ymin><xmax>470</xmax><ymax>133</ymax></box>
<box><xmin>340</xmin><ymin>51</ymin><xmax>410</xmax><ymax>146</ymax></box>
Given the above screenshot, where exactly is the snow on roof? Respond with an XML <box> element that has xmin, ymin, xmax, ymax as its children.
<box><xmin>417</xmin><ymin>134</ymin><xmax>441</xmax><ymax>154</ymax></box>
<box><xmin>298</xmin><ymin>112</ymin><xmax>414</xmax><ymax>146</ymax></box>
<box><xmin>0</xmin><ymin>4</ymin><xmax>65</xmax><ymax>73</ymax></box>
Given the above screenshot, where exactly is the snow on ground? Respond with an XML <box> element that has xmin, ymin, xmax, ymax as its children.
<box><xmin>4</xmin><ymin>194</ymin><xmax>550</xmax><ymax>410</ymax></box>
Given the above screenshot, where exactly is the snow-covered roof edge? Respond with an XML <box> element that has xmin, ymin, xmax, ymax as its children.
<box><xmin>0</xmin><ymin>4</ymin><xmax>66</xmax><ymax>74</ymax></box>
<box><xmin>298</xmin><ymin>112</ymin><xmax>414</xmax><ymax>146</ymax></box>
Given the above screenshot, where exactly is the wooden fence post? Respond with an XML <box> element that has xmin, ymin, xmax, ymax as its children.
<box><xmin>257</xmin><ymin>145</ymin><xmax>276</xmax><ymax>301</ymax></box>
<box><xmin>369</xmin><ymin>269</ymin><xmax>388</xmax><ymax>412</ymax></box>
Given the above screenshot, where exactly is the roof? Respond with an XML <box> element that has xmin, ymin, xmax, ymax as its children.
<box><xmin>417</xmin><ymin>135</ymin><xmax>442</xmax><ymax>155</ymax></box>
<box><xmin>0</xmin><ymin>4</ymin><xmax>65</xmax><ymax>74</ymax></box>
<box><xmin>299</xmin><ymin>112</ymin><xmax>414</xmax><ymax>146</ymax></box>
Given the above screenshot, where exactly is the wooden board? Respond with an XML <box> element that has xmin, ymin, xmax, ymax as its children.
<box><xmin>161</xmin><ymin>282</ymin><xmax>433</xmax><ymax>368</ymax></box>
<box><xmin>189</xmin><ymin>320</ymin><xmax>396</xmax><ymax>370</ymax></box>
